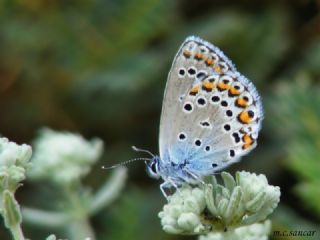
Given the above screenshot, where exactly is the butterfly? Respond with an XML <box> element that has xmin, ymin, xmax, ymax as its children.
<box><xmin>139</xmin><ymin>36</ymin><xmax>264</xmax><ymax>198</ymax></box>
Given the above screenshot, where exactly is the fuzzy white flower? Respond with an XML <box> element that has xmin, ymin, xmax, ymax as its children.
<box><xmin>158</xmin><ymin>186</ymin><xmax>208</xmax><ymax>234</ymax></box>
<box><xmin>158</xmin><ymin>171</ymin><xmax>280</xmax><ymax>237</ymax></box>
<box><xmin>199</xmin><ymin>220</ymin><xmax>271</xmax><ymax>240</ymax></box>
<box><xmin>236</xmin><ymin>171</ymin><xmax>281</xmax><ymax>225</ymax></box>
<box><xmin>0</xmin><ymin>138</ymin><xmax>32</xmax><ymax>192</ymax></box>
<box><xmin>28</xmin><ymin>128</ymin><xmax>103</xmax><ymax>185</ymax></box>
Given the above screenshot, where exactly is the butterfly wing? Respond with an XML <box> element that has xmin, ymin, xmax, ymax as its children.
<box><xmin>159</xmin><ymin>36</ymin><xmax>236</xmax><ymax>158</ymax></box>
<box><xmin>159</xmin><ymin>36</ymin><xmax>263</xmax><ymax>176</ymax></box>
<box><xmin>183</xmin><ymin>71</ymin><xmax>263</xmax><ymax>175</ymax></box>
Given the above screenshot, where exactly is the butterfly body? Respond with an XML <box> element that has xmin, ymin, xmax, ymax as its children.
<box><xmin>145</xmin><ymin>36</ymin><xmax>263</xmax><ymax>198</ymax></box>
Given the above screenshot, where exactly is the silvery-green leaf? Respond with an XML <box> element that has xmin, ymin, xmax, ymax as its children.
<box><xmin>2</xmin><ymin>190</ymin><xmax>22</xmax><ymax>228</ymax></box>
<box><xmin>221</xmin><ymin>172</ymin><xmax>236</xmax><ymax>192</ymax></box>
<box><xmin>224</xmin><ymin>186</ymin><xmax>242</xmax><ymax>225</ymax></box>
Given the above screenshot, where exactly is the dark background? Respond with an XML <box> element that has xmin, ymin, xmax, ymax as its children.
<box><xmin>0</xmin><ymin>0</ymin><xmax>320</xmax><ymax>239</ymax></box>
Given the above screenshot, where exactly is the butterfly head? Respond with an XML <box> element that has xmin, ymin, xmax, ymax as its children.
<box><xmin>146</xmin><ymin>156</ymin><xmax>161</xmax><ymax>179</ymax></box>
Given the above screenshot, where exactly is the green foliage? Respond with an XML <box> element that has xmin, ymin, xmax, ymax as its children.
<box><xmin>268</xmin><ymin>77</ymin><xmax>320</xmax><ymax>215</ymax></box>
<box><xmin>0</xmin><ymin>0</ymin><xmax>320</xmax><ymax>239</ymax></box>
<box><xmin>100</xmin><ymin>188</ymin><xmax>171</xmax><ymax>240</ymax></box>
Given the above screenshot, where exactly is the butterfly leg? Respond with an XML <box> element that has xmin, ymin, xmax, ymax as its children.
<box><xmin>160</xmin><ymin>178</ymin><xmax>181</xmax><ymax>199</ymax></box>
<box><xmin>167</xmin><ymin>177</ymin><xmax>181</xmax><ymax>194</ymax></box>
<box><xmin>160</xmin><ymin>181</ymin><xmax>171</xmax><ymax>199</ymax></box>
<box><xmin>184</xmin><ymin>168</ymin><xmax>205</xmax><ymax>185</ymax></box>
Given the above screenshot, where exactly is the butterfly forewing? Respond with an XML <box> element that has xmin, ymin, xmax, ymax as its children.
<box><xmin>159</xmin><ymin>37</ymin><xmax>235</xmax><ymax>155</ymax></box>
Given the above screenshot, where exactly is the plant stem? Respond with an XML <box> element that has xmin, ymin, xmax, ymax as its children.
<box><xmin>68</xmin><ymin>218</ymin><xmax>95</xmax><ymax>240</ymax></box>
<box><xmin>63</xmin><ymin>183</ymin><xmax>96</xmax><ymax>240</ymax></box>
<box><xmin>22</xmin><ymin>207</ymin><xmax>69</xmax><ymax>227</ymax></box>
<box><xmin>10</xmin><ymin>224</ymin><xmax>25</xmax><ymax>240</ymax></box>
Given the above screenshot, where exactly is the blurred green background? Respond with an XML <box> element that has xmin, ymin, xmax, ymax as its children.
<box><xmin>1</xmin><ymin>0</ymin><xmax>320</xmax><ymax>239</ymax></box>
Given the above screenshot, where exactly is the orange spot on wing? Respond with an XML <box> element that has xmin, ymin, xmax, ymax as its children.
<box><xmin>217</xmin><ymin>82</ymin><xmax>230</xmax><ymax>91</ymax></box>
<box><xmin>235</xmin><ymin>98</ymin><xmax>248</xmax><ymax>108</ymax></box>
<box><xmin>189</xmin><ymin>85</ymin><xmax>200</xmax><ymax>96</ymax></box>
<box><xmin>214</xmin><ymin>65</ymin><xmax>222</xmax><ymax>74</ymax></box>
<box><xmin>194</xmin><ymin>53</ymin><xmax>204</xmax><ymax>60</ymax></box>
<box><xmin>229</xmin><ymin>87</ymin><xmax>241</xmax><ymax>96</ymax></box>
<box><xmin>242</xmin><ymin>133</ymin><xmax>254</xmax><ymax>149</ymax></box>
<box><xmin>202</xmin><ymin>80</ymin><xmax>215</xmax><ymax>92</ymax></box>
<box><xmin>238</xmin><ymin>111</ymin><xmax>253</xmax><ymax>124</ymax></box>
<box><xmin>205</xmin><ymin>58</ymin><xmax>214</xmax><ymax>66</ymax></box>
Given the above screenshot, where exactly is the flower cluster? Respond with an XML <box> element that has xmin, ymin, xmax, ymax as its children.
<box><xmin>28</xmin><ymin>128</ymin><xmax>103</xmax><ymax>185</ymax></box>
<box><xmin>199</xmin><ymin>220</ymin><xmax>271</xmax><ymax>240</ymax></box>
<box><xmin>158</xmin><ymin>171</ymin><xmax>280</xmax><ymax>237</ymax></box>
<box><xmin>0</xmin><ymin>137</ymin><xmax>32</xmax><ymax>238</ymax></box>
<box><xmin>0</xmin><ymin>130</ymin><xmax>127</xmax><ymax>240</ymax></box>
<box><xmin>159</xmin><ymin>187</ymin><xmax>208</xmax><ymax>234</ymax></box>
<box><xmin>0</xmin><ymin>137</ymin><xmax>32</xmax><ymax>192</ymax></box>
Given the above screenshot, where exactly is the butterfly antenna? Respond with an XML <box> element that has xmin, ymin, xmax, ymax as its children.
<box><xmin>102</xmin><ymin>157</ymin><xmax>151</xmax><ymax>170</ymax></box>
<box><xmin>132</xmin><ymin>146</ymin><xmax>155</xmax><ymax>158</ymax></box>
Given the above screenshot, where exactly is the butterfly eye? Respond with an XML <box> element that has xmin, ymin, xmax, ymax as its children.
<box><xmin>146</xmin><ymin>160</ymin><xmax>160</xmax><ymax>179</ymax></box>
<box><xmin>151</xmin><ymin>162</ymin><xmax>157</xmax><ymax>173</ymax></box>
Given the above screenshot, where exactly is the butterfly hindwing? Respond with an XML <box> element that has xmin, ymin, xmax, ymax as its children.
<box><xmin>183</xmin><ymin>72</ymin><xmax>263</xmax><ymax>175</ymax></box>
<box><xmin>159</xmin><ymin>36</ymin><xmax>263</xmax><ymax>177</ymax></box>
